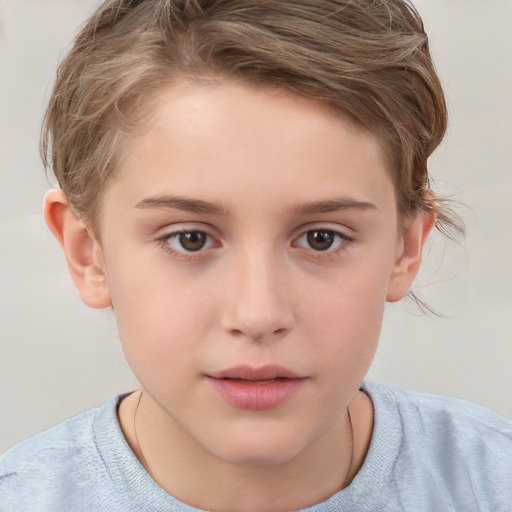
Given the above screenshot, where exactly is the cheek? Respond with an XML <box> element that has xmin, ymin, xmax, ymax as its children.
<box><xmin>299</xmin><ymin>257</ymin><xmax>391</xmax><ymax>372</ymax></box>
<box><xmin>105</xmin><ymin>259</ymin><xmax>218</xmax><ymax>381</ymax></box>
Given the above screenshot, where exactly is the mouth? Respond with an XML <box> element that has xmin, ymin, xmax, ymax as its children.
<box><xmin>208</xmin><ymin>364</ymin><xmax>303</xmax><ymax>381</ymax></box>
<box><xmin>220</xmin><ymin>377</ymin><xmax>284</xmax><ymax>384</ymax></box>
<box><xmin>205</xmin><ymin>365</ymin><xmax>308</xmax><ymax>410</ymax></box>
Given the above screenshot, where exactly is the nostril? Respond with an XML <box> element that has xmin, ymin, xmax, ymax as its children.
<box><xmin>225</xmin><ymin>325</ymin><xmax>289</xmax><ymax>342</ymax></box>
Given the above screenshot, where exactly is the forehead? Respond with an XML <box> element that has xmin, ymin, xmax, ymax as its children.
<box><xmin>102</xmin><ymin>81</ymin><xmax>396</xmax><ymax>220</ymax></box>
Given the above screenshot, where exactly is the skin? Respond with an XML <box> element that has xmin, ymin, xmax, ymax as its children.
<box><xmin>45</xmin><ymin>81</ymin><xmax>434</xmax><ymax>511</ymax></box>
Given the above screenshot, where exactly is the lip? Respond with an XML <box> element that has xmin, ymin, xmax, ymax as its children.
<box><xmin>205</xmin><ymin>365</ymin><xmax>308</xmax><ymax>410</ymax></box>
<box><xmin>208</xmin><ymin>365</ymin><xmax>303</xmax><ymax>381</ymax></box>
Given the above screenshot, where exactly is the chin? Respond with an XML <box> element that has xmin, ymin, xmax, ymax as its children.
<box><xmin>217</xmin><ymin>444</ymin><xmax>300</xmax><ymax>467</ymax></box>
<box><xmin>204</xmin><ymin>424</ymin><xmax>309</xmax><ymax>467</ymax></box>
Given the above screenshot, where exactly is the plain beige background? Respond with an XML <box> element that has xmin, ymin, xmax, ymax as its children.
<box><xmin>1</xmin><ymin>0</ymin><xmax>511</xmax><ymax>453</ymax></box>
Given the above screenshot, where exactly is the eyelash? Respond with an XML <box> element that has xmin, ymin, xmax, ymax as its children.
<box><xmin>291</xmin><ymin>229</ymin><xmax>352</xmax><ymax>259</ymax></box>
<box><xmin>155</xmin><ymin>227</ymin><xmax>353</xmax><ymax>260</ymax></box>
<box><xmin>155</xmin><ymin>229</ymin><xmax>217</xmax><ymax>260</ymax></box>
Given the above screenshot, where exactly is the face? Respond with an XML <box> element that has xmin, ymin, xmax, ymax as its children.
<box><xmin>95</xmin><ymin>81</ymin><xmax>407</xmax><ymax>466</ymax></box>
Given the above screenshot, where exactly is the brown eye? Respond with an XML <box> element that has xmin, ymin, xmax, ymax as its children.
<box><xmin>160</xmin><ymin>230</ymin><xmax>214</xmax><ymax>255</ymax></box>
<box><xmin>306</xmin><ymin>230</ymin><xmax>337</xmax><ymax>251</ymax></box>
<box><xmin>158</xmin><ymin>229</ymin><xmax>216</xmax><ymax>257</ymax></box>
<box><xmin>178</xmin><ymin>231</ymin><xmax>208</xmax><ymax>252</ymax></box>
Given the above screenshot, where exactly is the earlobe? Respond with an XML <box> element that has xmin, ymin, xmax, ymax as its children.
<box><xmin>386</xmin><ymin>205</ymin><xmax>435</xmax><ymax>302</ymax></box>
<box><xmin>44</xmin><ymin>189</ymin><xmax>112</xmax><ymax>309</ymax></box>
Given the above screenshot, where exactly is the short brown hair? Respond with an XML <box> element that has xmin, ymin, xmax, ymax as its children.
<box><xmin>41</xmin><ymin>0</ymin><xmax>463</xmax><ymax>238</ymax></box>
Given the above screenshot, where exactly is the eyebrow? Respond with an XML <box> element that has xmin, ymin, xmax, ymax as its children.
<box><xmin>134</xmin><ymin>195</ymin><xmax>230</xmax><ymax>215</ymax></box>
<box><xmin>134</xmin><ymin>195</ymin><xmax>377</xmax><ymax>216</ymax></box>
<box><xmin>291</xmin><ymin>198</ymin><xmax>377</xmax><ymax>215</ymax></box>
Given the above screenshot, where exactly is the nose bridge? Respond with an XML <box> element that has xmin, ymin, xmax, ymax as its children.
<box><xmin>222</xmin><ymin>242</ymin><xmax>294</xmax><ymax>341</ymax></box>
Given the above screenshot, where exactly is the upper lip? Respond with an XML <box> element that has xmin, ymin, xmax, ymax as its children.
<box><xmin>207</xmin><ymin>365</ymin><xmax>304</xmax><ymax>380</ymax></box>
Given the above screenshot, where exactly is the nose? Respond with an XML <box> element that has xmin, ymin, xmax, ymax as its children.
<box><xmin>221</xmin><ymin>249</ymin><xmax>295</xmax><ymax>342</ymax></box>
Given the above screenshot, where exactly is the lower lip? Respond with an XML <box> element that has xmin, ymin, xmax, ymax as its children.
<box><xmin>206</xmin><ymin>377</ymin><xmax>307</xmax><ymax>410</ymax></box>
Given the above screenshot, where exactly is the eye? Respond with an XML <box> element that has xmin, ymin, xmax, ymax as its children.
<box><xmin>295</xmin><ymin>229</ymin><xmax>347</xmax><ymax>252</ymax></box>
<box><xmin>162</xmin><ymin>230</ymin><xmax>214</xmax><ymax>254</ymax></box>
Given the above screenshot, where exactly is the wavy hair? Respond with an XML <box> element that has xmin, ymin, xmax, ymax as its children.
<box><xmin>41</xmin><ymin>0</ymin><xmax>464</xmax><ymax>244</ymax></box>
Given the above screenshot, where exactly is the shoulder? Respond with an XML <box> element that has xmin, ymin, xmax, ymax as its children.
<box><xmin>360</xmin><ymin>381</ymin><xmax>512</xmax><ymax>511</ymax></box>
<box><xmin>0</xmin><ymin>407</ymin><xmax>97</xmax><ymax>470</ymax></box>
<box><xmin>0</xmin><ymin>398</ymin><xmax>118</xmax><ymax>510</ymax></box>
<box><xmin>0</xmin><ymin>393</ymin><xmax>193</xmax><ymax>511</ymax></box>
<box><xmin>364</xmin><ymin>380</ymin><xmax>512</xmax><ymax>441</ymax></box>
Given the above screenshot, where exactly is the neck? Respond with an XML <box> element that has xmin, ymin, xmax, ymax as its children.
<box><xmin>118</xmin><ymin>389</ymin><xmax>371</xmax><ymax>511</ymax></box>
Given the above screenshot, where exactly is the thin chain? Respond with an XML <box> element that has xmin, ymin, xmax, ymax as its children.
<box><xmin>133</xmin><ymin>390</ymin><xmax>355</xmax><ymax>489</ymax></box>
<box><xmin>343</xmin><ymin>404</ymin><xmax>355</xmax><ymax>488</ymax></box>
<box><xmin>133</xmin><ymin>390</ymin><xmax>151</xmax><ymax>474</ymax></box>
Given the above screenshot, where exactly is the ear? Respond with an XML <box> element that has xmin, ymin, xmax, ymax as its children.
<box><xmin>44</xmin><ymin>189</ymin><xmax>112</xmax><ymax>309</ymax></box>
<box><xmin>386</xmin><ymin>203</ymin><xmax>435</xmax><ymax>302</ymax></box>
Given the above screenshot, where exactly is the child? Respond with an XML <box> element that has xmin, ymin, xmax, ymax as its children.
<box><xmin>1</xmin><ymin>0</ymin><xmax>511</xmax><ymax>510</ymax></box>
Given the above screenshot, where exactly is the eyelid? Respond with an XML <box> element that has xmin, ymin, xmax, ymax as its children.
<box><xmin>294</xmin><ymin>230</ymin><xmax>349</xmax><ymax>247</ymax></box>
<box><xmin>154</xmin><ymin>220</ymin><xmax>216</xmax><ymax>236</ymax></box>
<box><xmin>153</xmin><ymin>222</ymin><xmax>354</xmax><ymax>260</ymax></box>
<box><xmin>292</xmin><ymin>222</ymin><xmax>354</xmax><ymax>240</ymax></box>
<box><xmin>155</xmin><ymin>224</ymin><xmax>220</xmax><ymax>259</ymax></box>
<box><xmin>291</xmin><ymin>224</ymin><xmax>354</xmax><ymax>257</ymax></box>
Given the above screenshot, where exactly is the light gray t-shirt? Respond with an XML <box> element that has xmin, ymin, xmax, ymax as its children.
<box><xmin>1</xmin><ymin>381</ymin><xmax>511</xmax><ymax>511</ymax></box>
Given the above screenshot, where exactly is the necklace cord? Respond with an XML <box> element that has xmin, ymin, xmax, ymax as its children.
<box><xmin>344</xmin><ymin>404</ymin><xmax>355</xmax><ymax>488</ymax></box>
<box><xmin>133</xmin><ymin>390</ymin><xmax>151</xmax><ymax>472</ymax></box>
<box><xmin>133</xmin><ymin>390</ymin><xmax>355</xmax><ymax>490</ymax></box>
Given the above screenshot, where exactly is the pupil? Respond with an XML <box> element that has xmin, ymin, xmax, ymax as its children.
<box><xmin>307</xmin><ymin>230</ymin><xmax>334</xmax><ymax>251</ymax></box>
<box><xmin>179</xmin><ymin>232</ymin><xmax>206</xmax><ymax>251</ymax></box>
